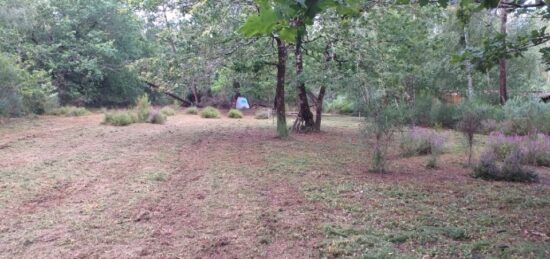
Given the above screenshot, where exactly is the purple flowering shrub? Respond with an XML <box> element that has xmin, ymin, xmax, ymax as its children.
<box><xmin>473</xmin><ymin>149</ymin><xmax>538</xmax><ymax>182</ymax></box>
<box><xmin>487</xmin><ymin>132</ymin><xmax>550</xmax><ymax>167</ymax></box>
<box><xmin>400</xmin><ymin>127</ymin><xmax>447</xmax><ymax>157</ymax></box>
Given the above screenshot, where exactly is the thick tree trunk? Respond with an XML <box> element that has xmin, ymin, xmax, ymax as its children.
<box><xmin>499</xmin><ymin>9</ymin><xmax>508</xmax><ymax>105</ymax></box>
<box><xmin>294</xmin><ymin>34</ymin><xmax>315</xmax><ymax>131</ymax></box>
<box><xmin>314</xmin><ymin>86</ymin><xmax>326</xmax><ymax>131</ymax></box>
<box><xmin>275</xmin><ymin>37</ymin><xmax>288</xmax><ymax>138</ymax></box>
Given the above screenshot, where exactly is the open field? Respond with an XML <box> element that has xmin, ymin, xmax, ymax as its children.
<box><xmin>0</xmin><ymin>113</ymin><xmax>549</xmax><ymax>258</ymax></box>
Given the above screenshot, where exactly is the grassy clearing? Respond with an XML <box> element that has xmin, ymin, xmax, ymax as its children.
<box><xmin>0</xmin><ymin>114</ymin><xmax>548</xmax><ymax>258</ymax></box>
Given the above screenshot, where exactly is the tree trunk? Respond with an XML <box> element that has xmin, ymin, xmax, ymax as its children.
<box><xmin>499</xmin><ymin>9</ymin><xmax>508</xmax><ymax>105</ymax></box>
<box><xmin>464</xmin><ymin>29</ymin><xmax>474</xmax><ymax>99</ymax></box>
<box><xmin>314</xmin><ymin>86</ymin><xmax>326</xmax><ymax>131</ymax></box>
<box><xmin>294</xmin><ymin>34</ymin><xmax>315</xmax><ymax>131</ymax></box>
<box><xmin>275</xmin><ymin>37</ymin><xmax>288</xmax><ymax>138</ymax></box>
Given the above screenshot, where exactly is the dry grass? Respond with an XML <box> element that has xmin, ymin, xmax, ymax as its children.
<box><xmin>0</xmin><ymin>114</ymin><xmax>548</xmax><ymax>258</ymax></box>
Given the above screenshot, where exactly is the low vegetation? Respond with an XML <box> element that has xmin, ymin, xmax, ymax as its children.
<box><xmin>185</xmin><ymin>106</ymin><xmax>199</xmax><ymax>115</ymax></box>
<box><xmin>254</xmin><ymin>109</ymin><xmax>271</xmax><ymax>120</ymax></box>
<box><xmin>160</xmin><ymin>106</ymin><xmax>177</xmax><ymax>117</ymax></box>
<box><xmin>103</xmin><ymin>111</ymin><xmax>137</xmax><ymax>126</ymax></box>
<box><xmin>201</xmin><ymin>106</ymin><xmax>220</xmax><ymax>119</ymax></box>
<box><xmin>47</xmin><ymin>106</ymin><xmax>90</xmax><ymax>117</ymax></box>
<box><xmin>227</xmin><ymin>109</ymin><xmax>243</xmax><ymax>119</ymax></box>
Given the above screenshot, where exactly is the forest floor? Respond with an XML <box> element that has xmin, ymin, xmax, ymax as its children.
<box><xmin>0</xmin><ymin>112</ymin><xmax>549</xmax><ymax>258</ymax></box>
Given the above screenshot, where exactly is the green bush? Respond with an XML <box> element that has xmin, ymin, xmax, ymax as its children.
<box><xmin>201</xmin><ymin>106</ymin><xmax>220</xmax><ymax>118</ymax></box>
<box><xmin>148</xmin><ymin>111</ymin><xmax>167</xmax><ymax>124</ymax></box>
<box><xmin>160</xmin><ymin>106</ymin><xmax>176</xmax><ymax>116</ymax></box>
<box><xmin>327</xmin><ymin>95</ymin><xmax>356</xmax><ymax>114</ymax></box>
<box><xmin>502</xmin><ymin>98</ymin><xmax>550</xmax><ymax>135</ymax></box>
<box><xmin>411</xmin><ymin>96</ymin><xmax>433</xmax><ymax>126</ymax></box>
<box><xmin>135</xmin><ymin>94</ymin><xmax>151</xmax><ymax>122</ymax></box>
<box><xmin>255</xmin><ymin>109</ymin><xmax>271</xmax><ymax>120</ymax></box>
<box><xmin>429</xmin><ymin>100</ymin><xmax>459</xmax><ymax>128</ymax></box>
<box><xmin>185</xmin><ymin>106</ymin><xmax>199</xmax><ymax>115</ymax></box>
<box><xmin>227</xmin><ymin>109</ymin><xmax>243</xmax><ymax>119</ymax></box>
<box><xmin>47</xmin><ymin>106</ymin><xmax>90</xmax><ymax>116</ymax></box>
<box><xmin>103</xmin><ymin>111</ymin><xmax>137</xmax><ymax>126</ymax></box>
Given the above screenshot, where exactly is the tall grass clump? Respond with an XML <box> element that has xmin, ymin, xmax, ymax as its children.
<box><xmin>103</xmin><ymin>111</ymin><xmax>137</xmax><ymax>126</ymax></box>
<box><xmin>227</xmin><ymin>109</ymin><xmax>243</xmax><ymax>119</ymax></box>
<box><xmin>185</xmin><ymin>106</ymin><xmax>199</xmax><ymax>115</ymax></box>
<box><xmin>47</xmin><ymin>106</ymin><xmax>90</xmax><ymax>117</ymax></box>
<box><xmin>201</xmin><ymin>106</ymin><xmax>220</xmax><ymax>118</ymax></box>
<box><xmin>135</xmin><ymin>94</ymin><xmax>151</xmax><ymax>122</ymax></box>
<box><xmin>160</xmin><ymin>106</ymin><xmax>176</xmax><ymax>116</ymax></box>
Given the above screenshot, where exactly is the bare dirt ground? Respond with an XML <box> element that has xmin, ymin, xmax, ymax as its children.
<box><xmin>0</xmin><ymin>113</ymin><xmax>549</xmax><ymax>258</ymax></box>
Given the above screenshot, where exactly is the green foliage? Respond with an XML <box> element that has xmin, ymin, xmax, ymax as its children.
<box><xmin>363</xmin><ymin>99</ymin><xmax>408</xmax><ymax>173</ymax></box>
<box><xmin>430</xmin><ymin>100</ymin><xmax>459</xmax><ymax>128</ymax></box>
<box><xmin>160</xmin><ymin>106</ymin><xmax>176</xmax><ymax>117</ymax></box>
<box><xmin>103</xmin><ymin>111</ymin><xmax>138</xmax><ymax>126</ymax></box>
<box><xmin>326</xmin><ymin>96</ymin><xmax>355</xmax><ymax>114</ymax></box>
<box><xmin>185</xmin><ymin>107</ymin><xmax>199</xmax><ymax>115</ymax></box>
<box><xmin>135</xmin><ymin>95</ymin><xmax>151</xmax><ymax>122</ymax></box>
<box><xmin>47</xmin><ymin>106</ymin><xmax>90</xmax><ymax>117</ymax></box>
<box><xmin>227</xmin><ymin>109</ymin><xmax>243</xmax><ymax>119</ymax></box>
<box><xmin>0</xmin><ymin>52</ymin><xmax>53</xmax><ymax>116</ymax></box>
<box><xmin>201</xmin><ymin>106</ymin><xmax>220</xmax><ymax>119</ymax></box>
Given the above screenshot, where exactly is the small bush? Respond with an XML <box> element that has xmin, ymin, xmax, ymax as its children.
<box><xmin>457</xmin><ymin>107</ymin><xmax>484</xmax><ymax>166</ymax></box>
<box><xmin>47</xmin><ymin>106</ymin><xmax>90</xmax><ymax>117</ymax></box>
<box><xmin>227</xmin><ymin>109</ymin><xmax>243</xmax><ymax>119</ymax></box>
<box><xmin>160</xmin><ymin>106</ymin><xmax>176</xmax><ymax>116</ymax></box>
<box><xmin>148</xmin><ymin>111</ymin><xmax>167</xmax><ymax>124</ymax></box>
<box><xmin>327</xmin><ymin>95</ymin><xmax>356</xmax><ymax>114</ymax></box>
<box><xmin>255</xmin><ymin>109</ymin><xmax>271</xmax><ymax>120</ymax></box>
<box><xmin>400</xmin><ymin>127</ymin><xmax>447</xmax><ymax>157</ymax></box>
<box><xmin>487</xmin><ymin>132</ymin><xmax>550</xmax><ymax>166</ymax></box>
<box><xmin>201</xmin><ymin>106</ymin><xmax>220</xmax><ymax>118</ymax></box>
<box><xmin>430</xmin><ymin>100</ymin><xmax>459</xmax><ymax>128</ymax></box>
<box><xmin>103</xmin><ymin>111</ymin><xmax>137</xmax><ymax>126</ymax></box>
<box><xmin>185</xmin><ymin>106</ymin><xmax>199</xmax><ymax>115</ymax></box>
<box><xmin>135</xmin><ymin>95</ymin><xmax>151</xmax><ymax>122</ymax></box>
<box><xmin>473</xmin><ymin>150</ymin><xmax>538</xmax><ymax>183</ymax></box>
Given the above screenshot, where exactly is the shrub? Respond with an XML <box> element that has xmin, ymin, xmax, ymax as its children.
<box><xmin>487</xmin><ymin>132</ymin><xmax>550</xmax><ymax>166</ymax></box>
<box><xmin>148</xmin><ymin>111</ymin><xmax>167</xmax><ymax>124</ymax></box>
<box><xmin>255</xmin><ymin>109</ymin><xmax>271</xmax><ymax>120</ymax></box>
<box><xmin>457</xmin><ymin>107</ymin><xmax>484</xmax><ymax>166</ymax></box>
<box><xmin>430</xmin><ymin>100</ymin><xmax>459</xmax><ymax>128</ymax></box>
<box><xmin>185</xmin><ymin>106</ymin><xmax>199</xmax><ymax>115</ymax></box>
<box><xmin>502</xmin><ymin>98</ymin><xmax>550</xmax><ymax>135</ymax></box>
<box><xmin>473</xmin><ymin>150</ymin><xmax>538</xmax><ymax>183</ymax></box>
<box><xmin>327</xmin><ymin>95</ymin><xmax>356</xmax><ymax>114</ymax></box>
<box><xmin>472</xmin><ymin>151</ymin><xmax>501</xmax><ymax>180</ymax></box>
<box><xmin>135</xmin><ymin>94</ymin><xmax>151</xmax><ymax>122</ymax></box>
<box><xmin>103</xmin><ymin>111</ymin><xmax>137</xmax><ymax>126</ymax></box>
<box><xmin>160</xmin><ymin>106</ymin><xmax>176</xmax><ymax>117</ymax></box>
<box><xmin>500</xmin><ymin>149</ymin><xmax>539</xmax><ymax>183</ymax></box>
<box><xmin>411</xmin><ymin>95</ymin><xmax>433</xmax><ymax>126</ymax></box>
<box><xmin>363</xmin><ymin>99</ymin><xmax>407</xmax><ymax>173</ymax></box>
<box><xmin>201</xmin><ymin>106</ymin><xmax>220</xmax><ymax>118</ymax></box>
<box><xmin>47</xmin><ymin>106</ymin><xmax>90</xmax><ymax>117</ymax></box>
<box><xmin>400</xmin><ymin>127</ymin><xmax>447</xmax><ymax>157</ymax></box>
<box><xmin>228</xmin><ymin>109</ymin><xmax>243</xmax><ymax>119</ymax></box>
